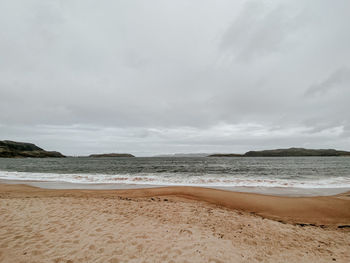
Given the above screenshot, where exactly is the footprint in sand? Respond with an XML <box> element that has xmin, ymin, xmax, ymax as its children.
<box><xmin>179</xmin><ymin>229</ymin><xmax>193</xmax><ymax>235</ymax></box>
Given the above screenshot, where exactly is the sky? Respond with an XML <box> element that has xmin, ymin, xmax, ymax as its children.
<box><xmin>1</xmin><ymin>0</ymin><xmax>349</xmax><ymax>156</ymax></box>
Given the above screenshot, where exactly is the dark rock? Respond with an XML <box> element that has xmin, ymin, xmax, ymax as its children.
<box><xmin>0</xmin><ymin>140</ymin><xmax>65</xmax><ymax>158</ymax></box>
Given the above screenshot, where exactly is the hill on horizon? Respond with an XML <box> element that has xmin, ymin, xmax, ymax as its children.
<box><xmin>0</xmin><ymin>140</ymin><xmax>65</xmax><ymax>158</ymax></box>
<box><xmin>209</xmin><ymin>147</ymin><xmax>350</xmax><ymax>157</ymax></box>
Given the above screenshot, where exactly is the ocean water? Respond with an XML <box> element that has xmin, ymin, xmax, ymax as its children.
<box><xmin>0</xmin><ymin>157</ymin><xmax>350</xmax><ymax>189</ymax></box>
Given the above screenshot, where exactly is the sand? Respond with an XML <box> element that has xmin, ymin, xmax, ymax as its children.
<box><xmin>0</xmin><ymin>184</ymin><xmax>349</xmax><ymax>262</ymax></box>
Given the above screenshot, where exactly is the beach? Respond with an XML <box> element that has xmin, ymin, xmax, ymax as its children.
<box><xmin>2</xmin><ymin>0</ymin><xmax>350</xmax><ymax>261</ymax></box>
<box><xmin>0</xmin><ymin>183</ymin><xmax>349</xmax><ymax>263</ymax></box>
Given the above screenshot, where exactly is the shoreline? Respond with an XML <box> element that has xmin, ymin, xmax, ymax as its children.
<box><xmin>1</xmin><ymin>183</ymin><xmax>349</xmax><ymax>226</ymax></box>
<box><xmin>1</xmin><ymin>179</ymin><xmax>349</xmax><ymax>197</ymax></box>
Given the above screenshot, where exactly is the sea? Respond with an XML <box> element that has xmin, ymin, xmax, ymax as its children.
<box><xmin>0</xmin><ymin>157</ymin><xmax>350</xmax><ymax>195</ymax></box>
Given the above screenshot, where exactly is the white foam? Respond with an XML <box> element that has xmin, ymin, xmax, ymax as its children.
<box><xmin>1</xmin><ymin>170</ymin><xmax>350</xmax><ymax>188</ymax></box>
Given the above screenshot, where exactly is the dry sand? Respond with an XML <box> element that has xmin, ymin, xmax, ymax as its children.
<box><xmin>0</xmin><ymin>184</ymin><xmax>349</xmax><ymax>263</ymax></box>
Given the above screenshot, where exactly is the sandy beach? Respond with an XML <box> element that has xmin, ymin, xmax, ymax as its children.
<box><xmin>0</xmin><ymin>183</ymin><xmax>349</xmax><ymax>263</ymax></box>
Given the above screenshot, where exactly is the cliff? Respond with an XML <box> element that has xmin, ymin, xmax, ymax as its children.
<box><xmin>0</xmin><ymin>140</ymin><xmax>65</xmax><ymax>158</ymax></box>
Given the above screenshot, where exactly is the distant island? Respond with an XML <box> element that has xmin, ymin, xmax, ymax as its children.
<box><xmin>209</xmin><ymin>153</ymin><xmax>244</xmax><ymax>157</ymax></box>
<box><xmin>2</xmin><ymin>141</ymin><xmax>349</xmax><ymax>159</ymax></box>
<box><xmin>89</xmin><ymin>153</ymin><xmax>135</xmax><ymax>158</ymax></box>
<box><xmin>209</xmin><ymin>147</ymin><xmax>350</xmax><ymax>157</ymax></box>
<box><xmin>154</xmin><ymin>153</ymin><xmax>209</xmax><ymax>157</ymax></box>
<box><xmin>0</xmin><ymin>140</ymin><xmax>65</xmax><ymax>158</ymax></box>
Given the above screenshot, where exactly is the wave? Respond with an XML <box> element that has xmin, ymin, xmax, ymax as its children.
<box><xmin>1</xmin><ymin>170</ymin><xmax>350</xmax><ymax>188</ymax></box>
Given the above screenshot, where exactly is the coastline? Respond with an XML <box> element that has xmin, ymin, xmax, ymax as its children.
<box><xmin>1</xmin><ymin>183</ymin><xmax>350</xmax><ymax>262</ymax></box>
<box><xmin>1</xmin><ymin>183</ymin><xmax>349</xmax><ymax>226</ymax></box>
<box><xmin>1</xmin><ymin>178</ymin><xmax>349</xmax><ymax>197</ymax></box>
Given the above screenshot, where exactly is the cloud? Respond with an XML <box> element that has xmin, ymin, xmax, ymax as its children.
<box><xmin>305</xmin><ymin>67</ymin><xmax>350</xmax><ymax>96</ymax></box>
<box><xmin>0</xmin><ymin>123</ymin><xmax>347</xmax><ymax>156</ymax></box>
<box><xmin>220</xmin><ymin>1</ymin><xmax>300</xmax><ymax>62</ymax></box>
<box><xmin>0</xmin><ymin>0</ymin><xmax>350</xmax><ymax>155</ymax></box>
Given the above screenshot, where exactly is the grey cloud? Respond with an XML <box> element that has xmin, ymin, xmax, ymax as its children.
<box><xmin>220</xmin><ymin>1</ymin><xmax>300</xmax><ymax>62</ymax></box>
<box><xmin>305</xmin><ymin>67</ymin><xmax>350</xmax><ymax>96</ymax></box>
<box><xmin>0</xmin><ymin>123</ymin><xmax>347</xmax><ymax>156</ymax></box>
<box><xmin>1</xmin><ymin>0</ymin><xmax>350</xmax><ymax>155</ymax></box>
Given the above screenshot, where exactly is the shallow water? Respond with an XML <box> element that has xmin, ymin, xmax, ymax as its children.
<box><xmin>0</xmin><ymin>157</ymin><xmax>349</xmax><ymax>189</ymax></box>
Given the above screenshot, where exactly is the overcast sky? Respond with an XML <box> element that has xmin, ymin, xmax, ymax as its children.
<box><xmin>1</xmin><ymin>0</ymin><xmax>349</xmax><ymax>156</ymax></box>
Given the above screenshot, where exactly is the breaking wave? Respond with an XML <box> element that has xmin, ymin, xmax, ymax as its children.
<box><xmin>1</xmin><ymin>170</ymin><xmax>350</xmax><ymax>188</ymax></box>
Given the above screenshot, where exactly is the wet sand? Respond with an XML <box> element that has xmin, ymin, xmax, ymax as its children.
<box><xmin>0</xmin><ymin>183</ymin><xmax>349</xmax><ymax>262</ymax></box>
<box><xmin>2</xmin><ymin>179</ymin><xmax>349</xmax><ymax>197</ymax></box>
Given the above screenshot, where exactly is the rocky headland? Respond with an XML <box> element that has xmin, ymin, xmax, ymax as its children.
<box><xmin>0</xmin><ymin>140</ymin><xmax>65</xmax><ymax>158</ymax></box>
